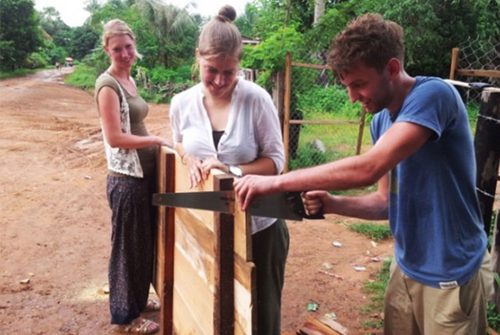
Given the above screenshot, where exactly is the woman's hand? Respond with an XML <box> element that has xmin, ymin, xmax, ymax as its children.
<box><xmin>200</xmin><ymin>156</ymin><xmax>227</xmax><ymax>175</ymax></box>
<box><xmin>182</xmin><ymin>154</ymin><xmax>206</xmax><ymax>188</ymax></box>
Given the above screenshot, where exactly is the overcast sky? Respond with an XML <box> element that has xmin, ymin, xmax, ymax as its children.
<box><xmin>34</xmin><ymin>0</ymin><xmax>252</xmax><ymax>27</ymax></box>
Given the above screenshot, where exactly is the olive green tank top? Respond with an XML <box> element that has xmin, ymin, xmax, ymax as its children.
<box><xmin>95</xmin><ymin>74</ymin><xmax>156</xmax><ymax>176</ymax></box>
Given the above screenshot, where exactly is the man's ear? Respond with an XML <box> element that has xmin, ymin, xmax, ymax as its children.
<box><xmin>386</xmin><ymin>58</ymin><xmax>401</xmax><ymax>77</ymax></box>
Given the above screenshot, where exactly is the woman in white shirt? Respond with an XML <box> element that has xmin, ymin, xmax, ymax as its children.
<box><xmin>169</xmin><ymin>5</ymin><xmax>287</xmax><ymax>335</ymax></box>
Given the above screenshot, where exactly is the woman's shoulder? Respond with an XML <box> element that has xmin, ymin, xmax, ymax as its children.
<box><xmin>95</xmin><ymin>72</ymin><xmax>119</xmax><ymax>92</ymax></box>
<box><xmin>171</xmin><ymin>83</ymin><xmax>202</xmax><ymax>104</ymax></box>
<box><xmin>237</xmin><ymin>78</ymin><xmax>267</xmax><ymax>93</ymax></box>
<box><xmin>236</xmin><ymin>79</ymin><xmax>272</xmax><ymax>103</ymax></box>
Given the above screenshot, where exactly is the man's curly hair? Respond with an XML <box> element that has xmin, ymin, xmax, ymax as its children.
<box><xmin>328</xmin><ymin>13</ymin><xmax>405</xmax><ymax>74</ymax></box>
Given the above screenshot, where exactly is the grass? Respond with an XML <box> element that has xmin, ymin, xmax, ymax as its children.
<box><xmin>361</xmin><ymin>259</ymin><xmax>391</xmax><ymax>331</ymax></box>
<box><xmin>64</xmin><ymin>64</ymin><xmax>98</xmax><ymax>91</ymax></box>
<box><xmin>347</xmin><ymin>222</ymin><xmax>392</xmax><ymax>242</ymax></box>
<box><xmin>0</xmin><ymin>68</ymin><xmax>38</xmax><ymax>80</ymax></box>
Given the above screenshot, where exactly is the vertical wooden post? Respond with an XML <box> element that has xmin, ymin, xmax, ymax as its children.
<box><xmin>213</xmin><ymin>175</ymin><xmax>235</xmax><ymax>335</ymax></box>
<box><xmin>355</xmin><ymin>110</ymin><xmax>366</xmax><ymax>155</ymax></box>
<box><xmin>492</xmin><ymin>210</ymin><xmax>500</xmax><ymax>313</ymax></box>
<box><xmin>283</xmin><ymin>52</ymin><xmax>292</xmax><ymax>172</ymax></box>
<box><xmin>474</xmin><ymin>88</ymin><xmax>500</xmax><ymax>235</ymax></box>
<box><xmin>449</xmin><ymin>47</ymin><xmax>460</xmax><ymax>80</ymax></box>
<box><xmin>155</xmin><ymin>147</ymin><xmax>175</xmax><ymax>335</ymax></box>
<box><xmin>272</xmin><ymin>71</ymin><xmax>285</xmax><ymax>128</ymax></box>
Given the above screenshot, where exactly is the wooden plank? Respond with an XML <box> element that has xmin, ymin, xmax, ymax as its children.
<box><xmin>172</xmin><ymin>285</ymin><xmax>211</xmax><ymax>335</ymax></box>
<box><xmin>173</xmin><ymin>242</ymin><xmax>215</xmax><ymax>334</ymax></box>
<box><xmin>449</xmin><ymin>47</ymin><xmax>459</xmax><ymax>80</ymax></box>
<box><xmin>234</xmin><ymin>258</ymin><xmax>256</xmax><ymax>335</ymax></box>
<box><xmin>156</xmin><ymin>148</ymin><xmax>256</xmax><ymax>335</ymax></box>
<box><xmin>234</xmin><ymin>194</ymin><xmax>252</xmax><ymax>261</ymax></box>
<box><xmin>291</xmin><ymin>61</ymin><xmax>332</xmax><ymax>71</ymax></box>
<box><xmin>176</xmin><ymin>208</ymin><xmax>216</xmax><ymax>266</ymax></box>
<box><xmin>234</xmin><ymin>254</ymin><xmax>253</xmax><ymax>291</ymax></box>
<box><xmin>457</xmin><ymin>69</ymin><xmax>500</xmax><ymax>79</ymax></box>
<box><xmin>233</xmin><ymin>189</ymin><xmax>256</xmax><ymax>335</ymax></box>
<box><xmin>174</xmin><ymin>153</ymin><xmax>216</xmax><ymax>228</ymax></box>
<box><xmin>214</xmin><ymin>176</ymin><xmax>235</xmax><ymax>335</ymax></box>
<box><xmin>156</xmin><ymin>146</ymin><xmax>176</xmax><ymax>335</ymax></box>
<box><xmin>288</xmin><ymin>119</ymin><xmax>358</xmax><ymax>125</ymax></box>
<box><xmin>283</xmin><ymin>52</ymin><xmax>292</xmax><ymax>173</ymax></box>
<box><xmin>174</xmin><ymin>216</ymin><xmax>215</xmax><ymax>288</ymax></box>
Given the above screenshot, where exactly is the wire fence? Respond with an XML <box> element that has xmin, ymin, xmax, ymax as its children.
<box><xmin>449</xmin><ymin>37</ymin><xmax>500</xmax><ymax>105</ymax></box>
<box><xmin>447</xmin><ymin>37</ymin><xmax>500</xmax><ymax>212</ymax></box>
<box><xmin>282</xmin><ymin>54</ymin><xmax>368</xmax><ymax>173</ymax></box>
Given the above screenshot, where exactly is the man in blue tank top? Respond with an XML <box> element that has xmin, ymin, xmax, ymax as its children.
<box><xmin>234</xmin><ymin>13</ymin><xmax>492</xmax><ymax>335</ymax></box>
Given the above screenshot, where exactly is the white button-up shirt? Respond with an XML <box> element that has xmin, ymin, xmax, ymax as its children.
<box><xmin>169</xmin><ymin>78</ymin><xmax>285</xmax><ymax>233</ymax></box>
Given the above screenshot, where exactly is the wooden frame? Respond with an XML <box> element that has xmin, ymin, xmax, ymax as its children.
<box><xmin>449</xmin><ymin>47</ymin><xmax>500</xmax><ymax>80</ymax></box>
<box><xmin>154</xmin><ymin>147</ymin><xmax>256</xmax><ymax>335</ymax></box>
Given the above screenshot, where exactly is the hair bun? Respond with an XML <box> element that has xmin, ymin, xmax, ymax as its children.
<box><xmin>218</xmin><ymin>5</ymin><xmax>237</xmax><ymax>22</ymax></box>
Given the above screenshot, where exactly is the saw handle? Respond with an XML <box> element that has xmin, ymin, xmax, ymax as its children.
<box><xmin>287</xmin><ymin>192</ymin><xmax>325</xmax><ymax>220</ymax></box>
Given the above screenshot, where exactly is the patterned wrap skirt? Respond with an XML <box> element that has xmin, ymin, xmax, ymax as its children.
<box><xmin>106</xmin><ymin>173</ymin><xmax>156</xmax><ymax>324</ymax></box>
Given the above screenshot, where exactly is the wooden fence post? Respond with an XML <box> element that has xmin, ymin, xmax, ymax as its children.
<box><xmin>449</xmin><ymin>48</ymin><xmax>460</xmax><ymax>80</ymax></box>
<box><xmin>283</xmin><ymin>52</ymin><xmax>292</xmax><ymax>172</ymax></box>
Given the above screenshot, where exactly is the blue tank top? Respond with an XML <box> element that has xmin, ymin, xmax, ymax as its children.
<box><xmin>370</xmin><ymin>76</ymin><xmax>487</xmax><ymax>288</ymax></box>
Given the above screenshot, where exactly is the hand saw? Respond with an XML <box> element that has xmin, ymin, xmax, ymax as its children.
<box><xmin>152</xmin><ymin>191</ymin><xmax>324</xmax><ymax>221</ymax></box>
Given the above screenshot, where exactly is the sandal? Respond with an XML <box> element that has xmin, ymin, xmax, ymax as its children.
<box><xmin>145</xmin><ymin>299</ymin><xmax>160</xmax><ymax>312</ymax></box>
<box><xmin>115</xmin><ymin>317</ymin><xmax>159</xmax><ymax>334</ymax></box>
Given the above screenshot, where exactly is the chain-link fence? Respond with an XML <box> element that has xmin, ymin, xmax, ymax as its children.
<box><xmin>282</xmin><ymin>53</ymin><xmax>368</xmax><ymax>172</ymax></box>
<box><xmin>449</xmin><ymin>37</ymin><xmax>500</xmax><ymax>105</ymax></box>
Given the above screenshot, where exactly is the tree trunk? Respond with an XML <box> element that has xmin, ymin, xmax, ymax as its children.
<box><xmin>314</xmin><ymin>0</ymin><xmax>325</xmax><ymax>25</ymax></box>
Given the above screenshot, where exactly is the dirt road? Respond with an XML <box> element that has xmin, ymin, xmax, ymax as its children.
<box><xmin>0</xmin><ymin>69</ymin><xmax>392</xmax><ymax>334</ymax></box>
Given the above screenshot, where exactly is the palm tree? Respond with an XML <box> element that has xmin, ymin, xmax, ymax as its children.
<box><xmin>134</xmin><ymin>0</ymin><xmax>197</xmax><ymax>67</ymax></box>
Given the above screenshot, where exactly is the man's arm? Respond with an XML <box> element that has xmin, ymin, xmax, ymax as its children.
<box><xmin>303</xmin><ymin>173</ymin><xmax>389</xmax><ymax>220</ymax></box>
<box><xmin>235</xmin><ymin>121</ymin><xmax>433</xmax><ymax>209</ymax></box>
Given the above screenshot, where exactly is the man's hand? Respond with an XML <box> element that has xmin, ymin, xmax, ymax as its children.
<box><xmin>302</xmin><ymin>190</ymin><xmax>331</xmax><ymax>215</ymax></box>
<box><xmin>233</xmin><ymin>175</ymin><xmax>278</xmax><ymax>210</ymax></box>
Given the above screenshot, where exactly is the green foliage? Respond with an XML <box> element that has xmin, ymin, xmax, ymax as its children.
<box><xmin>304</xmin><ymin>0</ymin><xmax>360</xmax><ymax>55</ymax></box>
<box><xmin>134</xmin><ymin>64</ymin><xmax>194</xmax><ymax>103</ymax></box>
<box><xmin>488</xmin><ymin>301</ymin><xmax>500</xmax><ymax>332</ymax></box>
<box><xmin>69</xmin><ymin>25</ymin><xmax>100</xmax><ymax>60</ymax></box>
<box><xmin>297</xmin><ymin>84</ymin><xmax>362</xmax><ymax>118</ymax></box>
<box><xmin>24</xmin><ymin>52</ymin><xmax>49</xmax><ymax>69</ymax></box>
<box><xmin>242</xmin><ymin>26</ymin><xmax>305</xmax><ymax>88</ymax></box>
<box><xmin>289</xmin><ymin>143</ymin><xmax>328</xmax><ymax>170</ymax></box>
<box><xmin>148</xmin><ymin>65</ymin><xmax>192</xmax><ymax>85</ymax></box>
<box><xmin>0</xmin><ymin>68</ymin><xmax>37</xmax><ymax>80</ymax></box>
<box><xmin>348</xmin><ymin>222</ymin><xmax>392</xmax><ymax>241</ymax></box>
<box><xmin>0</xmin><ymin>0</ymin><xmax>43</xmax><ymax>70</ymax></box>
<box><xmin>65</xmin><ymin>63</ymin><xmax>100</xmax><ymax>90</ymax></box>
<box><xmin>360</xmin><ymin>0</ymin><xmax>499</xmax><ymax>77</ymax></box>
<box><xmin>235</xmin><ymin>3</ymin><xmax>259</xmax><ymax>37</ymax></box>
<box><xmin>362</xmin><ymin>258</ymin><xmax>391</xmax><ymax>329</ymax></box>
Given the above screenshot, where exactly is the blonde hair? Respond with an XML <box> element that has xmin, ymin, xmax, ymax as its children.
<box><xmin>102</xmin><ymin>19</ymin><xmax>142</xmax><ymax>58</ymax></box>
<box><xmin>197</xmin><ymin>5</ymin><xmax>242</xmax><ymax>60</ymax></box>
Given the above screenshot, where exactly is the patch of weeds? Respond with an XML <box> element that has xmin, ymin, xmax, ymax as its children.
<box><xmin>487</xmin><ymin>272</ymin><xmax>500</xmax><ymax>332</ymax></box>
<box><xmin>361</xmin><ymin>258</ymin><xmax>391</xmax><ymax>331</ymax></box>
<box><xmin>348</xmin><ymin>222</ymin><xmax>392</xmax><ymax>241</ymax></box>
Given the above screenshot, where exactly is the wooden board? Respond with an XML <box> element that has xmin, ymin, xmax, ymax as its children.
<box><xmin>154</xmin><ymin>147</ymin><xmax>256</xmax><ymax>335</ymax></box>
